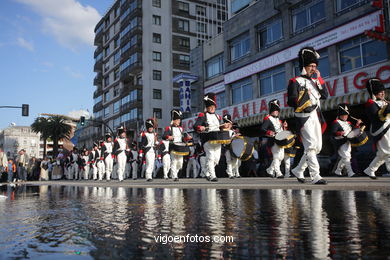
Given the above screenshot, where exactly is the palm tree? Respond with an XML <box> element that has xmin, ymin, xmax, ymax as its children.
<box><xmin>31</xmin><ymin>117</ymin><xmax>50</xmax><ymax>157</ymax></box>
<box><xmin>47</xmin><ymin>116</ymin><xmax>72</xmax><ymax>157</ymax></box>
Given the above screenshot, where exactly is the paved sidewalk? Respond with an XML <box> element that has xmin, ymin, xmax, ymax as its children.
<box><xmin>11</xmin><ymin>177</ymin><xmax>390</xmax><ymax>191</ymax></box>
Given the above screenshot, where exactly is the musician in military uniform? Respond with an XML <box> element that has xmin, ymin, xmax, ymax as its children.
<box><xmin>139</xmin><ymin>119</ymin><xmax>158</xmax><ymax>182</ymax></box>
<box><xmin>364</xmin><ymin>78</ymin><xmax>389</xmax><ymax>179</ymax></box>
<box><xmin>223</xmin><ymin>114</ymin><xmax>240</xmax><ymax>179</ymax></box>
<box><xmin>287</xmin><ymin>46</ymin><xmax>328</xmax><ymax>185</ymax></box>
<box><xmin>260</xmin><ymin>99</ymin><xmax>287</xmax><ymax>179</ymax></box>
<box><xmin>113</xmin><ymin>127</ymin><xmax>128</xmax><ymax>182</ymax></box>
<box><xmin>101</xmin><ymin>133</ymin><xmax>114</xmax><ymax>181</ymax></box>
<box><xmin>163</xmin><ymin>109</ymin><xmax>192</xmax><ymax>181</ymax></box>
<box><xmin>331</xmin><ymin>103</ymin><xmax>362</xmax><ymax>177</ymax></box>
<box><xmin>193</xmin><ymin>93</ymin><xmax>228</xmax><ymax>182</ymax></box>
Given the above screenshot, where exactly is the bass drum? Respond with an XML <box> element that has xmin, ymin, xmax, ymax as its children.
<box><xmin>230</xmin><ymin>136</ymin><xmax>254</xmax><ymax>161</ymax></box>
<box><xmin>274</xmin><ymin>130</ymin><xmax>296</xmax><ymax>149</ymax></box>
<box><xmin>347</xmin><ymin>129</ymin><xmax>368</xmax><ymax>147</ymax></box>
<box><xmin>170</xmin><ymin>142</ymin><xmax>190</xmax><ymax>156</ymax></box>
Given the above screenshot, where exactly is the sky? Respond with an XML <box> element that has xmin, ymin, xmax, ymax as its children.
<box><xmin>0</xmin><ymin>0</ymin><xmax>113</xmax><ymax>130</ymax></box>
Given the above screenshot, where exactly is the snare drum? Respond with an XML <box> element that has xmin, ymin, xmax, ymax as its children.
<box><xmin>274</xmin><ymin>130</ymin><xmax>296</xmax><ymax>149</ymax></box>
<box><xmin>346</xmin><ymin>129</ymin><xmax>368</xmax><ymax>147</ymax></box>
<box><xmin>230</xmin><ymin>136</ymin><xmax>254</xmax><ymax>161</ymax></box>
<box><xmin>170</xmin><ymin>142</ymin><xmax>190</xmax><ymax>156</ymax></box>
<box><xmin>203</xmin><ymin>130</ymin><xmax>231</xmax><ymax>144</ymax></box>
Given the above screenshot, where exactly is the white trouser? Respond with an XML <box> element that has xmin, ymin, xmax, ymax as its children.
<box><xmin>131</xmin><ymin>161</ymin><xmax>138</xmax><ymax>179</ymax></box>
<box><xmin>92</xmin><ymin>164</ymin><xmax>97</xmax><ymax>180</ymax></box>
<box><xmin>186</xmin><ymin>158</ymin><xmax>198</xmax><ymax>178</ymax></box>
<box><xmin>117</xmin><ymin>152</ymin><xmax>127</xmax><ymax>181</ymax></box>
<box><xmin>335</xmin><ymin>141</ymin><xmax>354</xmax><ymax>177</ymax></box>
<box><xmin>125</xmin><ymin>162</ymin><xmax>131</xmax><ymax>179</ymax></box>
<box><xmin>162</xmin><ymin>153</ymin><xmax>171</xmax><ymax>179</ymax></box>
<box><xmin>266</xmin><ymin>144</ymin><xmax>284</xmax><ymax>178</ymax></box>
<box><xmin>105</xmin><ymin>155</ymin><xmax>113</xmax><ymax>180</ymax></box>
<box><xmin>145</xmin><ymin>150</ymin><xmax>155</xmax><ymax>180</ymax></box>
<box><xmin>293</xmin><ymin>112</ymin><xmax>323</xmax><ymax>183</ymax></box>
<box><xmin>84</xmin><ymin>165</ymin><xmax>90</xmax><ymax>180</ymax></box>
<box><xmin>97</xmin><ymin>161</ymin><xmax>105</xmax><ymax>180</ymax></box>
<box><xmin>204</xmin><ymin>142</ymin><xmax>221</xmax><ymax>179</ymax></box>
<box><xmin>69</xmin><ymin>163</ymin><xmax>78</xmax><ymax>180</ymax></box>
<box><xmin>170</xmin><ymin>153</ymin><xmax>184</xmax><ymax>179</ymax></box>
<box><xmin>365</xmin><ymin>129</ymin><xmax>390</xmax><ymax>177</ymax></box>
<box><xmin>284</xmin><ymin>154</ymin><xmax>291</xmax><ymax>177</ymax></box>
<box><xmin>199</xmin><ymin>156</ymin><xmax>206</xmax><ymax>177</ymax></box>
<box><xmin>226</xmin><ymin>151</ymin><xmax>239</xmax><ymax>178</ymax></box>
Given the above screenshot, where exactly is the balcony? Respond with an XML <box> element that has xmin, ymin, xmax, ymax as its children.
<box><xmin>93</xmin><ymin>58</ymin><xmax>103</xmax><ymax>72</ymax></box>
<box><xmin>93</xmin><ymin>87</ymin><xmax>103</xmax><ymax>99</ymax></box>
<box><xmin>93</xmin><ymin>101</ymin><xmax>103</xmax><ymax>113</ymax></box>
<box><xmin>94</xmin><ymin>29</ymin><xmax>104</xmax><ymax>46</ymax></box>
<box><xmin>94</xmin><ymin>73</ymin><xmax>103</xmax><ymax>86</ymax></box>
<box><xmin>120</xmin><ymin>62</ymin><xmax>142</xmax><ymax>83</ymax></box>
<box><xmin>94</xmin><ymin>47</ymin><xmax>103</xmax><ymax>59</ymax></box>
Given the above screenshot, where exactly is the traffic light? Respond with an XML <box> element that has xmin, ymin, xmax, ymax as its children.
<box><xmin>80</xmin><ymin>116</ymin><xmax>85</xmax><ymax>126</ymax></box>
<box><xmin>22</xmin><ymin>104</ymin><xmax>29</xmax><ymax>117</ymax></box>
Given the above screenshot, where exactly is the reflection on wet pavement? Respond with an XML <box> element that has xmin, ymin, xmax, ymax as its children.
<box><xmin>0</xmin><ymin>185</ymin><xmax>389</xmax><ymax>259</ymax></box>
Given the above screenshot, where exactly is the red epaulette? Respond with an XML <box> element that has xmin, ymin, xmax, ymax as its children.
<box><xmin>198</xmin><ymin>112</ymin><xmax>205</xmax><ymax>117</ymax></box>
<box><xmin>332</xmin><ymin>119</ymin><xmax>339</xmax><ymax>124</ymax></box>
<box><xmin>288</xmin><ymin>76</ymin><xmax>299</xmax><ymax>83</ymax></box>
<box><xmin>347</xmin><ymin>121</ymin><xmax>352</xmax><ymax>125</ymax></box>
<box><xmin>365</xmin><ymin>99</ymin><xmax>374</xmax><ymax>107</ymax></box>
<box><xmin>141</xmin><ymin>132</ymin><xmax>146</xmax><ymax>137</ymax></box>
<box><xmin>263</xmin><ymin>115</ymin><xmax>270</xmax><ymax>121</ymax></box>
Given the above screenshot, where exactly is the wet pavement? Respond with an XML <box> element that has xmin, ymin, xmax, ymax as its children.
<box><xmin>0</xmin><ymin>179</ymin><xmax>389</xmax><ymax>259</ymax></box>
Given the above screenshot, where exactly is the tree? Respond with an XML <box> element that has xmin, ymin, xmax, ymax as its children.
<box><xmin>47</xmin><ymin>116</ymin><xmax>72</xmax><ymax>158</ymax></box>
<box><xmin>31</xmin><ymin>117</ymin><xmax>50</xmax><ymax>157</ymax></box>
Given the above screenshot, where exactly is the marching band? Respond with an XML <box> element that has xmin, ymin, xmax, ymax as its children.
<box><xmin>51</xmin><ymin>47</ymin><xmax>388</xmax><ymax>184</ymax></box>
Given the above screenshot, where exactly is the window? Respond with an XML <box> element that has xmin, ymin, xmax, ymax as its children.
<box><xmin>120</xmin><ymin>1</ymin><xmax>137</xmax><ymax>21</ymax></box>
<box><xmin>153</xmin><ymin>89</ymin><xmax>162</xmax><ymax>99</ymax></box>
<box><xmin>104</xmin><ymin>62</ymin><xmax>110</xmax><ymax>72</ymax></box>
<box><xmin>153</xmin><ymin>33</ymin><xmax>161</xmax><ymax>43</ymax></box>
<box><xmin>104</xmin><ymin>91</ymin><xmax>110</xmax><ymax>102</ymax></box>
<box><xmin>230</xmin><ymin>33</ymin><xmax>250</xmax><ymax>61</ymax></box>
<box><xmin>114</xmin><ymin>37</ymin><xmax>120</xmax><ymax>49</ymax></box>
<box><xmin>104</xmin><ymin>107</ymin><xmax>110</xmax><ymax>118</ymax></box>
<box><xmin>105</xmin><ymin>32</ymin><xmax>110</xmax><ymax>42</ymax></box>
<box><xmin>120</xmin><ymin>53</ymin><xmax>138</xmax><ymax>72</ymax></box>
<box><xmin>231</xmin><ymin>78</ymin><xmax>252</xmax><ymax>104</ymax></box>
<box><xmin>179</xmin><ymin>37</ymin><xmax>190</xmax><ymax>47</ymax></box>
<box><xmin>114</xmin><ymin>68</ymin><xmax>119</xmax><ymax>80</ymax></box>
<box><xmin>153</xmin><ymin>51</ymin><xmax>161</xmax><ymax>61</ymax></box>
<box><xmin>121</xmin><ymin>35</ymin><xmax>137</xmax><ymax>53</ymax></box>
<box><xmin>292</xmin><ymin>0</ymin><xmax>325</xmax><ymax>33</ymax></box>
<box><xmin>120</xmin><ymin>17</ymin><xmax>138</xmax><ymax>38</ymax></box>
<box><xmin>153</xmin><ymin>15</ymin><xmax>161</xmax><ymax>25</ymax></box>
<box><xmin>114</xmin><ymin>51</ymin><xmax>121</xmax><ymax>64</ymax></box>
<box><xmin>196</xmin><ymin>6</ymin><xmax>206</xmax><ymax>16</ymax></box>
<box><xmin>94</xmin><ymin>95</ymin><xmax>102</xmax><ymax>104</ymax></box>
<box><xmin>217</xmin><ymin>10</ymin><xmax>226</xmax><ymax>20</ymax></box>
<box><xmin>206</xmin><ymin>54</ymin><xmax>224</xmax><ymax>79</ymax></box>
<box><xmin>130</xmin><ymin>89</ymin><xmax>138</xmax><ymax>102</ymax></box>
<box><xmin>179</xmin><ymin>54</ymin><xmax>190</xmax><ymax>65</ymax></box>
<box><xmin>294</xmin><ymin>49</ymin><xmax>329</xmax><ymax>78</ymax></box>
<box><xmin>94</xmin><ymin>110</ymin><xmax>103</xmax><ymax>119</ymax></box>
<box><xmin>121</xmin><ymin>94</ymin><xmax>130</xmax><ymax>105</ymax></box>
<box><xmin>114</xmin><ymin>117</ymin><xmax>121</xmax><ymax>128</ymax></box>
<box><xmin>152</xmin><ymin>0</ymin><xmax>161</xmax><ymax>8</ymax></box>
<box><xmin>197</xmin><ymin>22</ymin><xmax>207</xmax><ymax>33</ymax></box>
<box><xmin>258</xmin><ymin>19</ymin><xmax>283</xmax><ymax>49</ymax></box>
<box><xmin>336</xmin><ymin>0</ymin><xmax>367</xmax><ymax>13</ymax></box>
<box><xmin>105</xmin><ymin>17</ymin><xmax>110</xmax><ymax>27</ymax></box>
<box><xmin>178</xmin><ymin>1</ymin><xmax>189</xmax><ymax>12</ymax></box>
<box><xmin>153</xmin><ymin>108</ymin><xmax>162</xmax><ymax>119</ymax></box>
<box><xmin>216</xmin><ymin>92</ymin><xmax>226</xmax><ymax>109</ymax></box>
<box><xmin>153</xmin><ymin>70</ymin><xmax>162</xmax><ymax>80</ymax></box>
<box><xmin>104</xmin><ymin>46</ymin><xmax>110</xmax><ymax>57</ymax></box>
<box><xmin>113</xmin><ymin>100</ymin><xmax>120</xmax><ymax>113</ymax></box>
<box><xmin>104</xmin><ymin>76</ymin><xmax>110</xmax><ymax>87</ymax></box>
<box><xmin>231</xmin><ymin>0</ymin><xmax>251</xmax><ymax>14</ymax></box>
<box><xmin>338</xmin><ymin>36</ymin><xmax>388</xmax><ymax>73</ymax></box>
<box><xmin>115</xmin><ymin>7</ymin><xmax>119</xmax><ymax>17</ymax></box>
<box><xmin>113</xmin><ymin>85</ymin><xmax>120</xmax><ymax>97</ymax></box>
<box><xmin>178</xmin><ymin>19</ymin><xmax>190</xmax><ymax>32</ymax></box>
<box><xmin>259</xmin><ymin>65</ymin><xmax>286</xmax><ymax>96</ymax></box>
